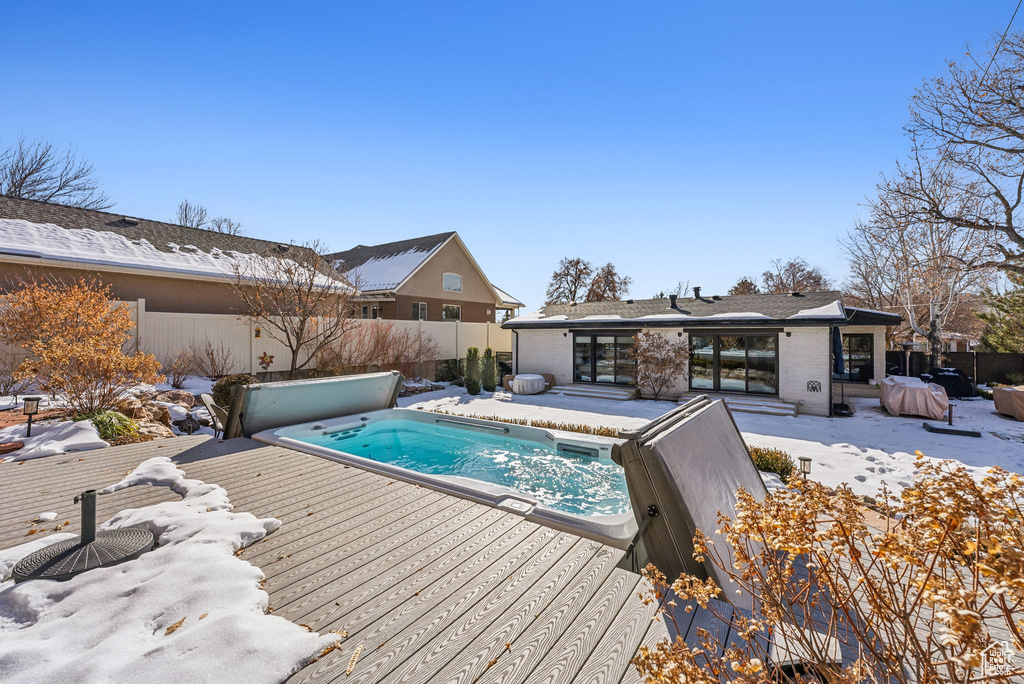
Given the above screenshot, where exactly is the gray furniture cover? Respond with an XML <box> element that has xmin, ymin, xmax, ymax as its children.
<box><xmin>224</xmin><ymin>371</ymin><xmax>404</xmax><ymax>438</ymax></box>
<box><xmin>613</xmin><ymin>396</ymin><xmax>768</xmax><ymax>611</ymax></box>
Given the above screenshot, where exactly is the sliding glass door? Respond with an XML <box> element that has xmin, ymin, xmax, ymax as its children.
<box><xmin>573</xmin><ymin>334</ymin><xmax>635</xmax><ymax>385</ymax></box>
<box><xmin>688</xmin><ymin>333</ymin><xmax>778</xmax><ymax>395</ymax></box>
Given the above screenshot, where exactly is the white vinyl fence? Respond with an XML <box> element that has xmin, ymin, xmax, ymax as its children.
<box><xmin>132</xmin><ymin>300</ymin><xmax>511</xmax><ymax>375</ymax></box>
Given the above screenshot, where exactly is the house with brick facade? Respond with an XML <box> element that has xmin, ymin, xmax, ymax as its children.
<box><xmin>503</xmin><ymin>289</ymin><xmax>900</xmax><ymax>416</ymax></box>
<box><xmin>328</xmin><ymin>232</ymin><xmax>521</xmax><ymax>324</ymax></box>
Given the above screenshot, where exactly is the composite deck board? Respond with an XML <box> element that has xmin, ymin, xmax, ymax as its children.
<box><xmin>2</xmin><ymin>435</ymin><xmax>691</xmax><ymax>683</ymax></box>
<box><xmin>618</xmin><ymin>614</ymin><xmax>672</xmax><ymax>684</ymax></box>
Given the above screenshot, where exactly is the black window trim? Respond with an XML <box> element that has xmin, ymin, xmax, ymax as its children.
<box><xmin>688</xmin><ymin>332</ymin><xmax>779</xmax><ymax>396</ymax></box>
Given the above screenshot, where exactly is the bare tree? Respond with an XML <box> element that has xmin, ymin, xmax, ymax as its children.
<box><xmin>891</xmin><ymin>30</ymin><xmax>1024</xmax><ymax>276</ymax></box>
<box><xmin>847</xmin><ymin>169</ymin><xmax>995</xmax><ymax>366</ymax></box>
<box><xmin>175</xmin><ymin>199</ymin><xmax>208</xmax><ymax>229</ymax></box>
<box><xmin>727</xmin><ymin>276</ymin><xmax>760</xmax><ymax>295</ymax></box>
<box><xmin>653</xmin><ymin>281</ymin><xmax>688</xmax><ymax>299</ymax></box>
<box><xmin>230</xmin><ymin>241</ymin><xmax>358</xmax><ymax>378</ymax></box>
<box><xmin>585</xmin><ymin>262</ymin><xmax>632</xmax><ymax>302</ymax></box>
<box><xmin>630</xmin><ymin>330</ymin><xmax>688</xmax><ymax>400</ymax></box>
<box><xmin>761</xmin><ymin>257</ymin><xmax>832</xmax><ymax>294</ymax></box>
<box><xmin>545</xmin><ymin>257</ymin><xmax>593</xmax><ymax>304</ymax></box>
<box><xmin>209</xmin><ymin>216</ymin><xmax>243</xmax><ymax>235</ymax></box>
<box><xmin>0</xmin><ymin>136</ymin><xmax>112</xmax><ymax>209</ymax></box>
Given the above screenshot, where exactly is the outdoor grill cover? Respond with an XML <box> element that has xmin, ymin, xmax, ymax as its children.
<box><xmin>614</xmin><ymin>397</ymin><xmax>768</xmax><ymax>611</ymax></box>
<box><xmin>879</xmin><ymin>376</ymin><xmax>949</xmax><ymax>421</ymax></box>
<box><xmin>993</xmin><ymin>386</ymin><xmax>1024</xmax><ymax>421</ymax></box>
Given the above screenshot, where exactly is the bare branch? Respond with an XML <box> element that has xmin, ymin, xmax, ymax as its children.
<box><xmin>0</xmin><ymin>136</ymin><xmax>112</xmax><ymax>209</ymax></box>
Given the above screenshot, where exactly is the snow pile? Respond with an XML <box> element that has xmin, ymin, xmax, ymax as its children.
<box><xmin>787</xmin><ymin>300</ymin><xmax>844</xmax><ymax>319</ymax></box>
<box><xmin>0</xmin><ymin>456</ymin><xmax>337</xmax><ymax>683</ymax></box>
<box><xmin>0</xmin><ymin>420</ymin><xmax>108</xmax><ymax>463</ymax></box>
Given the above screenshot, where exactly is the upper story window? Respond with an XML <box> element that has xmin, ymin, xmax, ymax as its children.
<box><xmin>443</xmin><ymin>272</ymin><xmax>463</xmax><ymax>292</ymax></box>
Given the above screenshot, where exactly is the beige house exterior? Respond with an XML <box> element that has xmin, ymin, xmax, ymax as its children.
<box><xmin>328</xmin><ymin>232</ymin><xmax>521</xmax><ymax>324</ymax></box>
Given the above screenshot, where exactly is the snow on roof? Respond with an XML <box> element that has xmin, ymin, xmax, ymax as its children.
<box><xmin>492</xmin><ymin>283</ymin><xmax>523</xmax><ymax>308</ymax></box>
<box><xmin>0</xmin><ymin>218</ymin><xmax>347</xmax><ymax>289</ymax></box>
<box><xmin>342</xmin><ymin>248</ymin><xmax>434</xmax><ymax>291</ymax></box>
<box><xmin>703</xmin><ymin>312</ymin><xmax>770</xmax><ymax>319</ymax></box>
<box><xmin>787</xmin><ymin>300</ymin><xmax>845</xmax><ymax>319</ymax></box>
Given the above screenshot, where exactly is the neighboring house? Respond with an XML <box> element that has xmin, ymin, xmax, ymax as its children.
<box><xmin>503</xmin><ymin>289</ymin><xmax>901</xmax><ymax>416</ymax></box>
<box><xmin>328</xmin><ymin>232</ymin><xmax>521</xmax><ymax>323</ymax></box>
<box><xmin>0</xmin><ymin>195</ymin><xmax>337</xmax><ymax>314</ymax></box>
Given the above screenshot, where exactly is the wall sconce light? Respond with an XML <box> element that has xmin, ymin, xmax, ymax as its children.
<box><xmin>798</xmin><ymin>456</ymin><xmax>812</xmax><ymax>479</ymax></box>
<box><xmin>786</xmin><ymin>331</ymin><xmax>792</xmax><ymax>337</ymax></box>
<box><xmin>254</xmin><ymin>327</ymin><xmax>262</xmax><ymax>339</ymax></box>
<box><xmin>677</xmin><ymin>332</ymin><xmax>683</xmax><ymax>337</ymax></box>
<box><xmin>563</xmin><ymin>332</ymin><xmax>568</xmax><ymax>337</ymax></box>
<box><xmin>23</xmin><ymin>396</ymin><xmax>42</xmax><ymax>438</ymax></box>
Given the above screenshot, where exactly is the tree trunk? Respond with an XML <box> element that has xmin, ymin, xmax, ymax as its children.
<box><xmin>927</xmin><ymin>313</ymin><xmax>943</xmax><ymax>370</ymax></box>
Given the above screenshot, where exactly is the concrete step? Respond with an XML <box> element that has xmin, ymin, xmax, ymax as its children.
<box><xmin>547</xmin><ymin>385</ymin><xmax>637</xmax><ymax>402</ymax></box>
<box><xmin>677</xmin><ymin>392</ymin><xmax>799</xmax><ymax>417</ymax></box>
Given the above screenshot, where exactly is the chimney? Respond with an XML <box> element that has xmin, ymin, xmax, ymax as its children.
<box><xmin>669</xmin><ymin>293</ymin><xmax>677</xmax><ymax>308</ymax></box>
<box><xmin>693</xmin><ymin>286</ymin><xmax>701</xmax><ymax>299</ymax></box>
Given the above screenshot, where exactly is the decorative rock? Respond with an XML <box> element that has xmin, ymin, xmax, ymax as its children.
<box><xmin>150</xmin><ymin>406</ymin><xmax>172</xmax><ymax>427</ymax></box>
<box><xmin>135</xmin><ymin>421</ymin><xmax>175</xmax><ymax>440</ymax></box>
<box><xmin>0</xmin><ymin>441</ymin><xmax>25</xmax><ymax>455</ymax></box>
<box><xmin>154</xmin><ymin>391</ymin><xmax>195</xmax><ymax>408</ymax></box>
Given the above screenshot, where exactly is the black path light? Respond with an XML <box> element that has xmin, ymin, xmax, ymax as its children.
<box><xmin>798</xmin><ymin>456</ymin><xmax>812</xmax><ymax>480</ymax></box>
<box><xmin>22</xmin><ymin>396</ymin><xmax>42</xmax><ymax>438</ymax></box>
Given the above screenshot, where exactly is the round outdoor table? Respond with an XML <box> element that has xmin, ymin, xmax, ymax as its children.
<box><xmin>512</xmin><ymin>374</ymin><xmax>546</xmax><ymax>395</ymax></box>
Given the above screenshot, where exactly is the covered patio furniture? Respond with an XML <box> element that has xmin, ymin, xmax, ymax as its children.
<box><xmin>511</xmin><ymin>374</ymin><xmax>546</xmax><ymax>395</ymax></box>
<box><xmin>879</xmin><ymin>376</ymin><xmax>948</xmax><ymax>421</ymax></box>
<box><xmin>919</xmin><ymin>366</ymin><xmax>975</xmax><ymax>398</ymax></box>
<box><xmin>198</xmin><ymin>393</ymin><xmax>228</xmax><ymax>438</ymax></box>
<box><xmin>993</xmin><ymin>385</ymin><xmax>1024</xmax><ymax>421</ymax></box>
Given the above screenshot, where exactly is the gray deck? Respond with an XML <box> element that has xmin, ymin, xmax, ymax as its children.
<box><xmin>0</xmin><ymin>436</ymin><xmax>671</xmax><ymax>683</ymax></box>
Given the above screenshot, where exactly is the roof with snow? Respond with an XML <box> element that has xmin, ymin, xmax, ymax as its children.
<box><xmin>0</xmin><ymin>195</ymin><xmax>346</xmax><ymax>286</ymax></box>
<box><xmin>327</xmin><ymin>232</ymin><xmax>455</xmax><ymax>292</ymax></box>
<box><xmin>504</xmin><ymin>291</ymin><xmax>901</xmax><ymax>329</ymax></box>
<box><xmin>492</xmin><ymin>283</ymin><xmax>524</xmax><ymax>308</ymax></box>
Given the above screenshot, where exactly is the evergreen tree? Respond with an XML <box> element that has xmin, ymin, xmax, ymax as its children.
<box><xmin>465</xmin><ymin>347</ymin><xmax>481</xmax><ymax>395</ymax></box>
<box><xmin>978</xmin><ymin>273</ymin><xmax>1024</xmax><ymax>353</ymax></box>
<box><xmin>481</xmin><ymin>348</ymin><xmax>497</xmax><ymax>392</ymax></box>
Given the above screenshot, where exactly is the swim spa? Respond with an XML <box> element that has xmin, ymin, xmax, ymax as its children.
<box><xmin>251</xmin><ymin>408</ymin><xmax>637</xmax><ymax>548</ymax></box>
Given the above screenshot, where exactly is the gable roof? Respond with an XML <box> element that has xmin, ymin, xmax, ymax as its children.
<box><xmin>328</xmin><ymin>232</ymin><xmax>455</xmax><ymax>292</ymax></box>
<box><xmin>0</xmin><ymin>195</ymin><xmax>344</xmax><ymax>285</ymax></box>
<box><xmin>503</xmin><ymin>291</ymin><xmax>900</xmax><ymax>329</ymax></box>
<box><xmin>491</xmin><ymin>283</ymin><xmax>524</xmax><ymax>308</ymax></box>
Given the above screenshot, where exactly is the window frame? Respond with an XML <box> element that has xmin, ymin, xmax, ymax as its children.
<box><xmin>411</xmin><ymin>301</ymin><xmax>427</xmax><ymax>320</ymax></box>
<box><xmin>442</xmin><ymin>272</ymin><xmax>463</xmax><ymax>293</ymax></box>
<box><xmin>442</xmin><ymin>304</ymin><xmax>462</xmax><ymax>322</ymax></box>
<box><xmin>687</xmin><ymin>332</ymin><xmax>779</xmax><ymax>395</ymax></box>
<box><xmin>841</xmin><ymin>333</ymin><xmax>874</xmax><ymax>383</ymax></box>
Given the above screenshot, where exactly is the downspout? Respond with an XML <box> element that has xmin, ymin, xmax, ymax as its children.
<box><xmin>513</xmin><ymin>329</ymin><xmax>519</xmax><ymax>374</ymax></box>
<box><xmin>827</xmin><ymin>324</ymin><xmax>834</xmax><ymax>417</ymax></box>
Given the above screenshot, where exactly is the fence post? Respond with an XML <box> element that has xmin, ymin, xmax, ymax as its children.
<box><xmin>136</xmin><ymin>298</ymin><xmax>146</xmax><ymax>351</ymax></box>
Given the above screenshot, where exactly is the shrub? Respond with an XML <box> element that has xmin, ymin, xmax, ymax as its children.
<box><xmin>748</xmin><ymin>445</ymin><xmax>795</xmax><ymax>483</ymax></box>
<box><xmin>464</xmin><ymin>347</ymin><xmax>481</xmax><ymax>395</ymax></box>
<box><xmin>0</xmin><ymin>278</ymin><xmax>163</xmax><ymax>416</ymax></box>
<box><xmin>315</xmin><ymin>322</ymin><xmax>439</xmax><ymax>378</ymax></box>
<box><xmin>212</xmin><ymin>373</ymin><xmax>257</xmax><ymax>408</ymax></box>
<box><xmin>0</xmin><ymin>355</ymin><xmax>30</xmax><ymax>398</ymax></box>
<box><xmin>189</xmin><ymin>339</ymin><xmax>234</xmax><ymax>379</ymax></box>
<box><xmin>633</xmin><ymin>457</ymin><xmax>1024</xmax><ymax>683</ymax></box>
<box><xmin>630</xmin><ymin>330</ymin><xmax>688</xmax><ymax>400</ymax></box>
<box><xmin>435</xmin><ymin>359</ymin><xmax>460</xmax><ymax>383</ymax></box>
<box><xmin>977</xmin><ymin>385</ymin><xmax>994</xmax><ymax>400</ymax></box>
<box><xmin>481</xmin><ymin>348</ymin><xmax>497</xmax><ymax>392</ymax></box>
<box><xmin>79</xmin><ymin>410</ymin><xmax>138</xmax><ymax>441</ymax></box>
<box><xmin>1008</xmin><ymin>372</ymin><xmax>1024</xmax><ymax>385</ymax></box>
<box><xmin>162</xmin><ymin>349</ymin><xmax>197</xmax><ymax>389</ymax></box>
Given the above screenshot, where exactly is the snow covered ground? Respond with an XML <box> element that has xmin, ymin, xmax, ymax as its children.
<box><xmin>0</xmin><ymin>457</ymin><xmax>337</xmax><ymax>683</ymax></box>
<box><xmin>0</xmin><ymin>420</ymin><xmax>107</xmax><ymax>463</ymax></box>
<box><xmin>399</xmin><ymin>386</ymin><xmax>1024</xmax><ymax>498</ymax></box>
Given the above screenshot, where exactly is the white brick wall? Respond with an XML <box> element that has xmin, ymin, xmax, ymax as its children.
<box><xmin>843</xmin><ymin>325</ymin><xmax>887</xmax><ymax>383</ymax></box>
<box><xmin>779</xmin><ymin>327</ymin><xmax>831</xmax><ymax>415</ymax></box>
<box><xmin>511</xmin><ymin>329</ymin><xmax>574</xmax><ymax>385</ymax></box>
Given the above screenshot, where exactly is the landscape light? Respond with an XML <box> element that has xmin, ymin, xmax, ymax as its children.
<box><xmin>798</xmin><ymin>456</ymin><xmax>812</xmax><ymax>479</ymax></box>
<box><xmin>23</xmin><ymin>396</ymin><xmax>42</xmax><ymax>438</ymax></box>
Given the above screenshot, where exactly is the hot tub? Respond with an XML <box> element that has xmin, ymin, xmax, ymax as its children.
<box><xmin>251</xmin><ymin>408</ymin><xmax>637</xmax><ymax>548</ymax></box>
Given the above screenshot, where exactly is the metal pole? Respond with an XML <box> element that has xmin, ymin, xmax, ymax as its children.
<box><xmin>948</xmin><ymin>404</ymin><xmax>954</xmax><ymax>427</ymax></box>
<box><xmin>79</xmin><ymin>490</ymin><xmax>97</xmax><ymax>544</ymax></box>
<box><xmin>25</xmin><ymin>414</ymin><xmax>32</xmax><ymax>438</ymax></box>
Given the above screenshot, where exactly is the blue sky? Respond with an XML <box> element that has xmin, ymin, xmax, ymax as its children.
<box><xmin>3</xmin><ymin>2</ymin><xmax>1016</xmax><ymax>310</ymax></box>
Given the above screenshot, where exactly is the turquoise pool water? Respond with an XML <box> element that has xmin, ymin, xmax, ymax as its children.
<box><xmin>296</xmin><ymin>419</ymin><xmax>629</xmax><ymax>516</ymax></box>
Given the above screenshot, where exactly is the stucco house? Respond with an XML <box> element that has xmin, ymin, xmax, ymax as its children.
<box><xmin>328</xmin><ymin>232</ymin><xmax>522</xmax><ymax>323</ymax></box>
<box><xmin>503</xmin><ymin>289</ymin><xmax>901</xmax><ymax>416</ymax></box>
<box><xmin>0</xmin><ymin>195</ymin><xmax>337</xmax><ymax>314</ymax></box>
